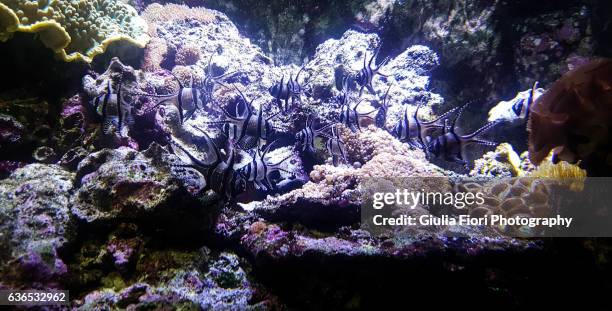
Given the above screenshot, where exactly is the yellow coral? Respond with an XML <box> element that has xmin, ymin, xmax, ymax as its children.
<box><xmin>470</xmin><ymin>143</ymin><xmax>525</xmax><ymax>177</ymax></box>
<box><xmin>0</xmin><ymin>0</ymin><xmax>149</xmax><ymax>63</ymax></box>
<box><xmin>529</xmin><ymin>160</ymin><xmax>586</xmax><ymax>191</ymax></box>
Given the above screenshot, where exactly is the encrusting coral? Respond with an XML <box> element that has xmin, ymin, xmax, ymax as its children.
<box><xmin>0</xmin><ymin>0</ymin><xmax>149</xmax><ymax>62</ymax></box>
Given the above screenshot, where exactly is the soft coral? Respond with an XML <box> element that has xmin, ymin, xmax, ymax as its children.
<box><xmin>528</xmin><ymin>58</ymin><xmax>612</xmax><ymax>175</ymax></box>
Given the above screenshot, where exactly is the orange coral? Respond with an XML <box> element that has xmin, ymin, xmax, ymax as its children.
<box><xmin>527</xmin><ymin>59</ymin><xmax>612</xmax><ymax>175</ymax></box>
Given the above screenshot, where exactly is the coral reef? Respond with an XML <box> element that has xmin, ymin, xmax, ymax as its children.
<box><xmin>0</xmin><ymin>2</ymin><xmax>610</xmax><ymax>309</ymax></box>
<box><xmin>0</xmin><ymin>0</ymin><xmax>149</xmax><ymax>62</ymax></box>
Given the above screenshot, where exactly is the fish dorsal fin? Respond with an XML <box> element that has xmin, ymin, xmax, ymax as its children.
<box><xmin>262</xmin><ymin>139</ymin><xmax>278</xmax><ymax>157</ymax></box>
<box><xmin>369</xmin><ymin>49</ymin><xmax>378</xmax><ymax>67</ymax></box>
<box><xmin>354</xmin><ymin>98</ymin><xmax>364</xmax><ymax>110</ymax></box>
<box><xmin>267</xmin><ymin>109</ymin><xmax>281</xmax><ymax>121</ymax></box>
<box><xmin>529</xmin><ymin>81</ymin><xmax>539</xmax><ymax>105</ymax></box>
<box><xmin>451</xmin><ymin>103</ymin><xmax>469</xmax><ymax>132</ymax></box>
<box><xmin>382</xmin><ymin>85</ymin><xmax>391</xmax><ymax>108</ymax></box>
<box><xmin>206</xmin><ymin>53</ymin><xmax>215</xmax><ymax>76</ymax></box>
<box><xmin>171</xmin><ymin>140</ymin><xmax>209</xmax><ymax>167</ymax></box>
<box><xmin>117</xmin><ymin>73</ymin><xmax>123</xmax><ymax>94</ymax></box>
<box><xmin>376</xmin><ymin>56</ymin><xmax>390</xmax><ymax>71</ymax></box>
<box><xmin>169</xmin><ymin>72</ymin><xmax>184</xmax><ymax>89</ymax></box>
<box><xmin>414</xmin><ymin>102</ymin><xmax>423</xmax><ymax>121</ymax></box>
<box><xmin>192</xmin><ymin>125</ymin><xmax>223</xmax><ymax>165</ymax></box>
<box><xmin>296</xmin><ymin>65</ymin><xmax>305</xmax><ymax>81</ymax></box>
<box><xmin>467</xmin><ymin>120</ymin><xmax>499</xmax><ymax>139</ymax></box>
<box><xmin>426</xmin><ymin>106</ymin><xmax>459</xmax><ymax>125</ymax></box>
<box><xmin>233</xmin><ymin>85</ymin><xmax>252</xmax><ymax>116</ymax></box>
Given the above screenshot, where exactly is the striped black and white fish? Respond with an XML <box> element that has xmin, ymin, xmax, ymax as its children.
<box><xmin>356</xmin><ymin>49</ymin><xmax>390</xmax><ymax>96</ymax></box>
<box><xmin>295</xmin><ymin>115</ymin><xmax>332</xmax><ymax>153</ymax></box>
<box><xmin>142</xmin><ymin>73</ymin><xmax>205</xmax><ymax>125</ymax></box>
<box><xmin>239</xmin><ymin>140</ymin><xmax>294</xmax><ymax>191</ymax></box>
<box><xmin>336</xmin><ymin>75</ymin><xmax>351</xmax><ymax>107</ymax></box>
<box><xmin>91</xmin><ymin>77</ymin><xmax>134</xmax><ymax>136</ymax></box>
<box><xmin>340</xmin><ymin>98</ymin><xmax>377</xmax><ymax>133</ymax></box>
<box><xmin>203</xmin><ymin>52</ymin><xmax>237</xmax><ymax>106</ymax></box>
<box><xmin>511</xmin><ymin>81</ymin><xmax>539</xmax><ymax>119</ymax></box>
<box><xmin>325</xmin><ymin>124</ymin><xmax>348</xmax><ymax>166</ymax></box>
<box><xmin>375</xmin><ymin>85</ymin><xmax>392</xmax><ymax>128</ymax></box>
<box><xmin>427</xmin><ymin>105</ymin><xmax>499</xmax><ymax>165</ymax></box>
<box><xmin>392</xmin><ymin>103</ymin><xmax>458</xmax><ymax>151</ymax></box>
<box><xmin>268</xmin><ymin>66</ymin><xmax>309</xmax><ymax>112</ymax></box>
<box><xmin>171</xmin><ymin>127</ymin><xmax>241</xmax><ymax>199</ymax></box>
<box><xmin>212</xmin><ymin>85</ymin><xmax>279</xmax><ymax>150</ymax></box>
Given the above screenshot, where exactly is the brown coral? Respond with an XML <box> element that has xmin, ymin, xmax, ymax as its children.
<box><xmin>527</xmin><ymin>58</ymin><xmax>612</xmax><ymax>175</ymax></box>
<box><xmin>175</xmin><ymin>44</ymin><xmax>202</xmax><ymax>66</ymax></box>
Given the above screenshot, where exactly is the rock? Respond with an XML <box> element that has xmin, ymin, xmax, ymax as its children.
<box><xmin>305</xmin><ymin>31</ymin><xmax>444</xmax><ymax>129</ymax></box>
<box><xmin>0</xmin><ymin>160</ymin><xmax>25</xmax><ymax>179</ymax></box>
<box><xmin>74</xmin><ymin>250</ymin><xmax>280</xmax><ymax>310</ymax></box>
<box><xmin>71</xmin><ymin>143</ymin><xmax>216</xmax><ymax>237</ymax></box>
<box><xmin>0</xmin><ymin>164</ymin><xmax>74</xmax><ymax>287</ymax></box>
<box><xmin>0</xmin><ymin>113</ymin><xmax>24</xmax><ymax>146</ymax></box>
<box><xmin>0</xmin><ymin>95</ymin><xmax>53</xmax><ymax>160</ymax></box>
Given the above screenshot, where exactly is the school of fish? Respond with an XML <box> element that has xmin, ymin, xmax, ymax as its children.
<box><xmin>88</xmin><ymin>48</ymin><xmax>503</xmax><ymax>199</ymax></box>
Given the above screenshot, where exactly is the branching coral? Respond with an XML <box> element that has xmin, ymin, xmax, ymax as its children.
<box><xmin>0</xmin><ymin>0</ymin><xmax>149</xmax><ymax>62</ymax></box>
